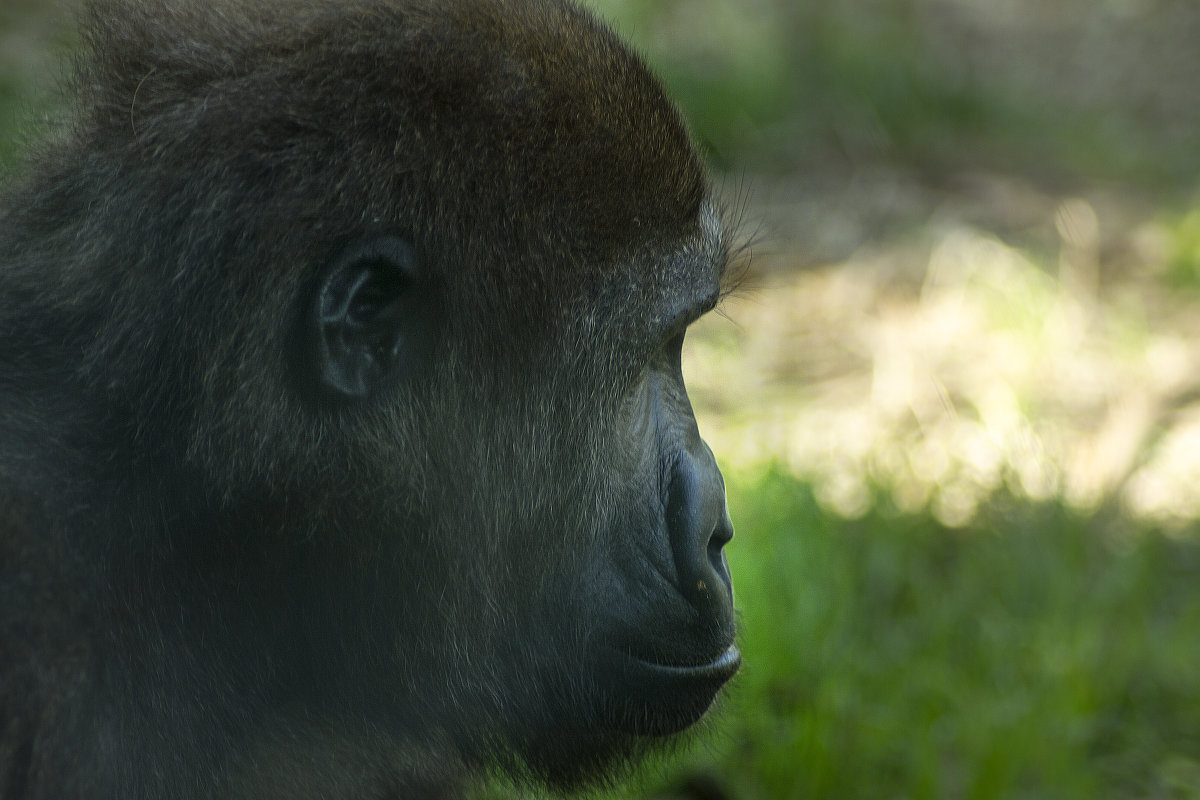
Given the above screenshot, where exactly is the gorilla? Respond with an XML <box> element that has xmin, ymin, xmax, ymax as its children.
<box><xmin>0</xmin><ymin>0</ymin><xmax>740</xmax><ymax>797</ymax></box>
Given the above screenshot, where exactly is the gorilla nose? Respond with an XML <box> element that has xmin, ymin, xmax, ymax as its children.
<box><xmin>666</xmin><ymin>451</ymin><xmax>735</xmax><ymax>613</ymax></box>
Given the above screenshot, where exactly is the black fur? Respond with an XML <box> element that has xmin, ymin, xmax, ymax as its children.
<box><xmin>0</xmin><ymin>1</ymin><xmax>739</xmax><ymax>797</ymax></box>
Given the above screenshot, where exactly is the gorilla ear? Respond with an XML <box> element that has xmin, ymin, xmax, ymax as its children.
<box><xmin>312</xmin><ymin>236</ymin><xmax>420</xmax><ymax>399</ymax></box>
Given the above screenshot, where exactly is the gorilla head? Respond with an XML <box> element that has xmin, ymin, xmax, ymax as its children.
<box><xmin>0</xmin><ymin>0</ymin><xmax>740</xmax><ymax>796</ymax></box>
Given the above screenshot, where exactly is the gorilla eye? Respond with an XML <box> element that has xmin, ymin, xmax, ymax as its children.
<box><xmin>666</xmin><ymin>330</ymin><xmax>686</xmax><ymax>360</ymax></box>
<box><xmin>662</xmin><ymin>286</ymin><xmax>718</xmax><ymax>351</ymax></box>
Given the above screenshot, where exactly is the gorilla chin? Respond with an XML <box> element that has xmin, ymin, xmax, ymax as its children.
<box><xmin>598</xmin><ymin>643</ymin><xmax>742</xmax><ymax>736</ymax></box>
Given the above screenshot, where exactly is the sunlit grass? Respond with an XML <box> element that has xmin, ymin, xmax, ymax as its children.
<box><xmin>685</xmin><ymin>211</ymin><xmax>1200</xmax><ymax>529</ymax></box>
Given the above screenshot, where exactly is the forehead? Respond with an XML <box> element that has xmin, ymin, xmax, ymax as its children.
<box><xmin>85</xmin><ymin>0</ymin><xmax>707</xmax><ymax>229</ymax></box>
<box><xmin>355</xmin><ymin>0</ymin><xmax>710</xmax><ymax>252</ymax></box>
<box><xmin>83</xmin><ymin>0</ymin><xmax>710</xmax><ymax>292</ymax></box>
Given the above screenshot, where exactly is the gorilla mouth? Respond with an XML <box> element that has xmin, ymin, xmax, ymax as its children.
<box><xmin>631</xmin><ymin>642</ymin><xmax>742</xmax><ymax>682</ymax></box>
<box><xmin>600</xmin><ymin>643</ymin><xmax>741</xmax><ymax>736</ymax></box>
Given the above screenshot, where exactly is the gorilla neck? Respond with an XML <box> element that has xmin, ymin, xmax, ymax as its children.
<box><xmin>37</xmin><ymin>472</ymin><xmax>480</xmax><ymax>797</ymax></box>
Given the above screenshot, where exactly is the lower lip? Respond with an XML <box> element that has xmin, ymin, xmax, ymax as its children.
<box><xmin>631</xmin><ymin>643</ymin><xmax>742</xmax><ymax>682</ymax></box>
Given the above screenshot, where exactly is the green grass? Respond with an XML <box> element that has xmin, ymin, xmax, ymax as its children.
<box><xmin>619</xmin><ymin>468</ymin><xmax>1200</xmax><ymax>800</ymax></box>
<box><xmin>1165</xmin><ymin>205</ymin><xmax>1200</xmax><ymax>291</ymax></box>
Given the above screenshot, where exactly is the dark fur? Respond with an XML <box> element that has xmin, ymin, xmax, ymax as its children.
<box><xmin>0</xmin><ymin>1</ymin><xmax>738</xmax><ymax>797</ymax></box>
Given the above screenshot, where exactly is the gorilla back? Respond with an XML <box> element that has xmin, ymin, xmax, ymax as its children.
<box><xmin>0</xmin><ymin>0</ymin><xmax>740</xmax><ymax>797</ymax></box>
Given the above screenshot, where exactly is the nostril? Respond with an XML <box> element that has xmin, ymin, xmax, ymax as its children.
<box><xmin>709</xmin><ymin>508</ymin><xmax>733</xmax><ymax>550</ymax></box>
<box><xmin>706</xmin><ymin>514</ymin><xmax>734</xmax><ymax>597</ymax></box>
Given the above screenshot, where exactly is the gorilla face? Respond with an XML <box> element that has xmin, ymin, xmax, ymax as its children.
<box><xmin>305</xmin><ymin>196</ymin><xmax>739</xmax><ymax>770</ymax></box>
<box><xmin>284</xmin><ymin>7</ymin><xmax>741</xmax><ymax>760</ymax></box>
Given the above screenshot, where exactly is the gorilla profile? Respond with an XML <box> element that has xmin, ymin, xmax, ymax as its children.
<box><xmin>0</xmin><ymin>0</ymin><xmax>740</xmax><ymax>797</ymax></box>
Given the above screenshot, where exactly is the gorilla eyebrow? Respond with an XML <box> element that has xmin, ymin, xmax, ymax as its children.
<box><xmin>698</xmin><ymin>199</ymin><xmax>729</xmax><ymax>301</ymax></box>
<box><xmin>653</xmin><ymin>203</ymin><xmax>726</xmax><ymax>336</ymax></box>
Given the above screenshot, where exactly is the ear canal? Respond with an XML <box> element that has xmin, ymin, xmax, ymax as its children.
<box><xmin>313</xmin><ymin>236</ymin><xmax>418</xmax><ymax>399</ymax></box>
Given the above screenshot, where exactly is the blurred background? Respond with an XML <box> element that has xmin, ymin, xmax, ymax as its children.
<box><xmin>4</xmin><ymin>0</ymin><xmax>1200</xmax><ymax>797</ymax></box>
